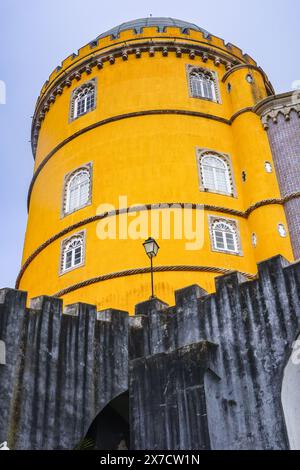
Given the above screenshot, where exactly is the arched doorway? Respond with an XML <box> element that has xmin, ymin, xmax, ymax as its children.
<box><xmin>84</xmin><ymin>391</ymin><xmax>129</xmax><ymax>450</ymax></box>
<box><xmin>281</xmin><ymin>334</ymin><xmax>300</xmax><ymax>450</ymax></box>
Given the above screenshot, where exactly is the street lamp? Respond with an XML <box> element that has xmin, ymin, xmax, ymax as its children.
<box><xmin>143</xmin><ymin>237</ymin><xmax>159</xmax><ymax>299</ymax></box>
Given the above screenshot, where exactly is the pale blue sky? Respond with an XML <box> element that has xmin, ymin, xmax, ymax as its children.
<box><xmin>0</xmin><ymin>0</ymin><xmax>299</xmax><ymax>288</ymax></box>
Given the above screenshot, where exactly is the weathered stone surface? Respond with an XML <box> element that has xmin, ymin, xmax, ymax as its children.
<box><xmin>1</xmin><ymin>256</ymin><xmax>300</xmax><ymax>449</ymax></box>
<box><xmin>0</xmin><ymin>289</ymin><xmax>27</xmax><ymax>445</ymax></box>
<box><xmin>0</xmin><ymin>297</ymin><xmax>128</xmax><ymax>449</ymax></box>
<box><xmin>129</xmin><ymin>256</ymin><xmax>300</xmax><ymax>450</ymax></box>
<box><xmin>130</xmin><ymin>341</ymin><xmax>218</xmax><ymax>450</ymax></box>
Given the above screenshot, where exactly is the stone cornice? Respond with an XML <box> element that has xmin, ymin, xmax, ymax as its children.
<box><xmin>254</xmin><ymin>91</ymin><xmax>300</xmax><ymax>130</ymax></box>
<box><xmin>31</xmin><ymin>40</ymin><xmax>247</xmax><ymax>157</ymax></box>
<box><xmin>16</xmin><ymin>192</ymin><xmax>300</xmax><ymax>289</ymax></box>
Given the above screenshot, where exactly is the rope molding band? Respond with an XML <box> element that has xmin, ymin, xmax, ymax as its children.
<box><xmin>28</xmin><ymin>106</ymin><xmax>259</xmax><ymax>210</ymax></box>
<box><xmin>52</xmin><ymin>265</ymin><xmax>257</xmax><ymax>298</ymax></box>
<box><xmin>16</xmin><ymin>192</ymin><xmax>300</xmax><ymax>288</ymax></box>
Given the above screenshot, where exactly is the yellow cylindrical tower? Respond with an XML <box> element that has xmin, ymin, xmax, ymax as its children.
<box><xmin>17</xmin><ymin>18</ymin><xmax>294</xmax><ymax>313</ymax></box>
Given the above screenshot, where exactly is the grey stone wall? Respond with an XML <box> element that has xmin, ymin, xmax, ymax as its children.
<box><xmin>1</xmin><ymin>255</ymin><xmax>300</xmax><ymax>449</ymax></box>
<box><xmin>0</xmin><ymin>294</ymin><xmax>128</xmax><ymax>450</ymax></box>
<box><xmin>267</xmin><ymin>110</ymin><xmax>300</xmax><ymax>258</ymax></box>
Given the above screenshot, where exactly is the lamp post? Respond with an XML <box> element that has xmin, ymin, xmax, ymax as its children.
<box><xmin>143</xmin><ymin>237</ymin><xmax>159</xmax><ymax>299</ymax></box>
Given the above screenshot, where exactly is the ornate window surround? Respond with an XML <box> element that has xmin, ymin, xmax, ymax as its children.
<box><xmin>59</xmin><ymin>229</ymin><xmax>86</xmax><ymax>275</ymax></box>
<box><xmin>61</xmin><ymin>162</ymin><xmax>93</xmax><ymax>218</ymax></box>
<box><xmin>69</xmin><ymin>78</ymin><xmax>97</xmax><ymax>122</ymax></box>
<box><xmin>186</xmin><ymin>64</ymin><xmax>221</xmax><ymax>103</ymax></box>
<box><xmin>208</xmin><ymin>215</ymin><xmax>242</xmax><ymax>256</ymax></box>
<box><xmin>196</xmin><ymin>148</ymin><xmax>236</xmax><ymax>197</ymax></box>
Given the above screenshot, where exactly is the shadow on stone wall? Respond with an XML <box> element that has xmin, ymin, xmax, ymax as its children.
<box><xmin>1</xmin><ymin>255</ymin><xmax>300</xmax><ymax>450</ymax></box>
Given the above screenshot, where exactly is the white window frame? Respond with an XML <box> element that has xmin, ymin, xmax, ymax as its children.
<box><xmin>60</xmin><ymin>230</ymin><xmax>86</xmax><ymax>275</ymax></box>
<box><xmin>265</xmin><ymin>161</ymin><xmax>273</xmax><ymax>173</ymax></box>
<box><xmin>70</xmin><ymin>78</ymin><xmax>97</xmax><ymax>121</ymax></box>
<box><xmin>0</xmin><ymin>340</ymin><xmax>6</xmax><ymax>365</ymax></box>
<box><xmin>197</xmin><ymin>149</ymin><xmax>236</xmax><ymax>197</ymax></box>
<box><xmin>209</xmin><ymin>216</ymin><xmax>242</xmax><ymax>256</ymax></box>
<box><xmin>278</xmin><ymin>224</ymin><xmax>287</xmax><ymax>238</ymax></box>
<box><xmin>62</xmin><ymin>163</ymin><xmax>93</xmax><ymax>217</ymax></box>
<box><xmin>187</xmin><ymin>65</ymin><xmax>220</xmax><ymax>103</ymax></box>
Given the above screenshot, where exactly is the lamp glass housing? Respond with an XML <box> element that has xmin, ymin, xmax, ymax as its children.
<box><xmin>143</xmin><ymin>237</ymin><xmax>159</xmax><ymax>259</ymax></box>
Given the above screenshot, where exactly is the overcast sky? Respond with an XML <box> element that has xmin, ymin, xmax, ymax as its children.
<box><xmin>0</xmin><ymin>0</ymin><xmax>299</xmax><ymax>289</ymax></box>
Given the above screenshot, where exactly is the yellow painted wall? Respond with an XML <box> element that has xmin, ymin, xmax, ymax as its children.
<box><xmin>19</xmin><ymin>26</ymin><xmax>294</xmax><ymax>313</ymax></box>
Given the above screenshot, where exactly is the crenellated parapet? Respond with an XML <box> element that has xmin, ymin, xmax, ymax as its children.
<box><xmin>30</xmin><ymin>22</ymin><xmax>273</xmax><ymax>157</ymax></box>
<box><xmin>1</xmin><ymin>255</ymin><xmax>300</xmax><ymax>449</ymax></box>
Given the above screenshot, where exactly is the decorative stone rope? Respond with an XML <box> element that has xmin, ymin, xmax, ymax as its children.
<box><xmin>15</xmin><ymin>192</ymin><xmax>300</xmax><ymax>288</ymax></box>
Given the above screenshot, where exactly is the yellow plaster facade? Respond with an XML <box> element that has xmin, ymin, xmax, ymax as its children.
<box><xmin>18</xmin><ymin>19</ymin><xmax>294</xmax><ymax>313</ymax></box>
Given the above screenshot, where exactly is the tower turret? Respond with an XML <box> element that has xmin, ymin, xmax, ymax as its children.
<box><xmin>17</xmin><ymin>17</ymin><xmax>294</xmax><ymax>312</ymax></box>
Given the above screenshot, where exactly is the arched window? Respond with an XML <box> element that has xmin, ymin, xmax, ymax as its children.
<box><xmin>64</xmin><ymin>166</ymin><xmax>91</xmax><ymax>215</ymax></box>
<box><xmin>71</xmin><ymin>80</ymin><xmax>96</xmax><ymax>120</ymax></box>
<box><xmin>61</xmin><ymin>232</ymin><xmax>85</xmax><ymax>273</ymax></box>
<box><xmin>189</xmin><ymin>69</ymin><xmax>217</xmax><ymax>101</ymax></box>
<box><xmin>211</xmin><ymin>219</ymin><xmax>239</xmax><ymax>254</ymax></box>
<box><xmin>200</xmin><ymin>154</ymin><xmax>232</xmax><ymax>195</ymax></box>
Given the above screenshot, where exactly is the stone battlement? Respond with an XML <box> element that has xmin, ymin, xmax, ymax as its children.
<box><xmin>1</xmin><ymin>255</ymin><xmax>300</xmax><ymax>449</ymax></box>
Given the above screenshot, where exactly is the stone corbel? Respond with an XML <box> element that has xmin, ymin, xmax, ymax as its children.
<box><xmin>176</xmin><ymin>47</ymin><xmax>182</xmax><ymax>58</ymax></box>
<box><xmin>149</xmin><ymin>47</ymin><xmax>155</xmax><ymax>57</ymax></box>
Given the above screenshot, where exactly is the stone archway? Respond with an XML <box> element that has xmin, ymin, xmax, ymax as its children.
<box><xmin>281</xmin><ymin>334</ymin><xmax>300</xmax><ymax>450</ymax></box>
<box><xmin>84</xmin><ymin>391</ymin><xmax>129</xmax><ymax>450</ymax></box>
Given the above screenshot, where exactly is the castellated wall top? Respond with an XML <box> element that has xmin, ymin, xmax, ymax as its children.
<box><xmin>1</xmin><ymin>255</ymin><xmax>300</xmax><ymax>449</ymax></box>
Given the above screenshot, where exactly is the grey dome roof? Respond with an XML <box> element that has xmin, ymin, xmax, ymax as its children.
<box><xmin>95</xmin><ymin>17</ymin><xmax>210</xmax><ymax>40</ymax></box>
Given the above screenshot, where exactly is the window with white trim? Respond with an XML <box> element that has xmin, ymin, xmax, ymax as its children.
<box><xmin>211</xmin><ymin>219</ymin><xmax>239</xmax><ymax>254</ymax></box>
<box><xmin>64</xmin><ymin>166</ymin><xmax>91</xmax><ymax>215</ymax></box>
<box><xmin>189</xmin><ymin>68</ymin><xmax>218</xmax><ymax>102</ymax></box>
<box><xmin>61</xmin><ymin>232</ymin><xmax>85</xmax><ymax>274</ymax></box>
<box><xmin>70</xmin><ymin>80</ymin><xmax>96</xmax><ymax>120</ymax></box>
<box><xmin>199</xmin><ymin>153</ymin><xmax>233</xmax><ymax>195</ymax></box>
<box><xmin>265</xmin><ymin>161</ymin><xmax>273</xmax><ymax>173</ymax></box>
